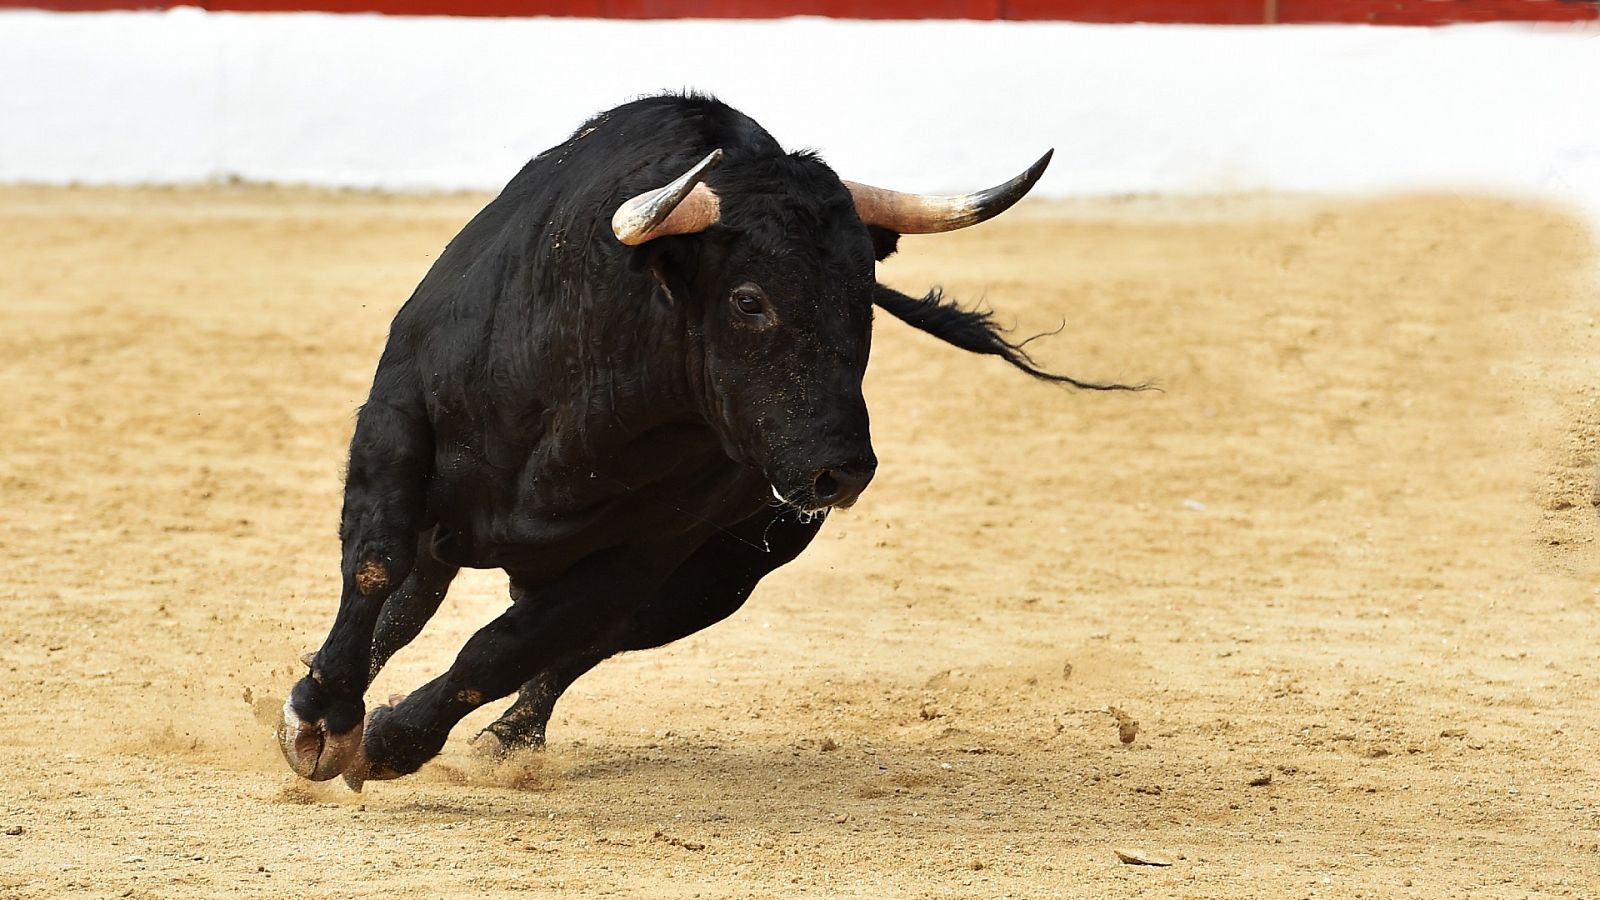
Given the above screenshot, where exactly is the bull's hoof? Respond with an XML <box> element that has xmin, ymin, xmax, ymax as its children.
<box><xmin>341</xmin><ymin>702</ymin><xmax>406</xmax><ymax>793</ymax></box>
<box><xmin>276</xmin><ymin>697</ymin><xmax>364</xmax><ymax>781</ymax></box>
<box><xmin>471</xmin><ymin>726</ymin><xmax>545</xmax><ymax>759</ymax></box>
<box><xmin>470</xmin><ymin>730</ymin><xmax>510</xmax><ymax>759</ymax></box>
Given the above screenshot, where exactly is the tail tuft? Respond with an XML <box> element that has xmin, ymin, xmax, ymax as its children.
<box><xmin>872</xmin><ymin>285</ymin><xmax>1153</xmax><ymax>393</ymax></box>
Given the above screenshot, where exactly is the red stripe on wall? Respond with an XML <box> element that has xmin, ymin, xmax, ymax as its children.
<box><xmin>203</xmin><ymin>0</ymin><xmax>995</xmax><ymax>15</ymax></box>
<box><xmin>1277</xmin><ymin>0</ymin><xmax>1595</xmax><ymax>22</ymax></box>
<box><xmin>3</xmin><ymin>0</ymin><xmax>1594</xmax><ymax>21</ymax></box>
<box><xmin>1002</xmin><ymin>0</ymin><xmax>1265</xmax><ymax>23</ymax></box>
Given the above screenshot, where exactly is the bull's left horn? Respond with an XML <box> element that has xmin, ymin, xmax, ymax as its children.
<box><xmin>611</xmin><ymin>149</ymin><xmax>724</xmax><ymax>246</ymax></box>
<box><xmin>845</xmin><ymin>150</ymin><xmax>1053</xmax><ymax>235</ymax></box>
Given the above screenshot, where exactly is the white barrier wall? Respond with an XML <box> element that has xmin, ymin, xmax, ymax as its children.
<box><xmin>3</xmin><ymin>10</ymin><xmax>1599</xmax><ymax>218</ymax></box>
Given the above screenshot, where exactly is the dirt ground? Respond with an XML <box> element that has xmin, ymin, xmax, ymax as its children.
<box><xmin>0</xmin><ymin>185</ymin><xmax>1596</xmax><ymax>898</ymax></box>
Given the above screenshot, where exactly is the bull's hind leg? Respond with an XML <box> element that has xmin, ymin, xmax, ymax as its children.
<box><xmin>278</xmin><ymin>391</ymin><xmax>432</xmax><ymax>782</ymax></box>
<box><xmin>475</xmin><ymin>654</ymin><xmax>601</xmax><ymax>754</ymax></box>
<box><xmin>342</xmin><ymin>508</ymin><xmax>823</xmax><ymax>786</ymax></box>
<box><xmin>476</xmin><ymin>507</ymin><xmax>824</xmax><ymax>754</ymax></box>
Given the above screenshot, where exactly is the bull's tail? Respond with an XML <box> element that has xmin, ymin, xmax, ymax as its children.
<box><xmin>871</xmin><ymin>285</ymin><xmax>1151</xmax><ymax>392</ymax></box>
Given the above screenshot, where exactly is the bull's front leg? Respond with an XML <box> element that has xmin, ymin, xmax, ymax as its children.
<box><xmin>278</xmin><ymin>396</ymin><xmax>431</xmax><ymax>781</ymax></box>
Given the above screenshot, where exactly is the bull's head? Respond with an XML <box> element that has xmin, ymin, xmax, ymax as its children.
<box><xmin>611</xmin><ymin>148</ymin><xmax>1125</xmax><ymax>514</ymax></box>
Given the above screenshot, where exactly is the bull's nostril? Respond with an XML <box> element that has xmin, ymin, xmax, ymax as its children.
<box><xmin>811</xmin><ymin>462</ymin><xmax>874</xmax><ymax>508</ymax></box>
<box><xmin>814</xmin><ymin>471</ymin><xmax>842</xmax><ymax>503</ymax></box>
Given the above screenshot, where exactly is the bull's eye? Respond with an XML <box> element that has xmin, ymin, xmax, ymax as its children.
<box><xmin>729</xmin><ymin>283</ymin><xmax>773</xmax><ymax>325</ymax></box>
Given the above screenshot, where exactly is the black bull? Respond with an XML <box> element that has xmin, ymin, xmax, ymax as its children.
<box><xmin>277</xmin><ymin>94</ymin><xmax>1139</xmax><ymax>789</ymax></box>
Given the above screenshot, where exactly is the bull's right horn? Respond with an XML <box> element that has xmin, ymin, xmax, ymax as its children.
<box><xmin>611</xmin><ymin>149</ymin><xmax>725</xmax><ymax>246</ymax></box>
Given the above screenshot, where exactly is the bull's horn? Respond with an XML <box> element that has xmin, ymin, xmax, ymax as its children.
<box><xmin>611</xmin><ymin>149</ymin><xmax>724</xmax><ymax>246</ymax></box>
<box><xmin>845</xmin><ymin>150</ymin><xmax>1053</xmax><ymax>234</ymax></box>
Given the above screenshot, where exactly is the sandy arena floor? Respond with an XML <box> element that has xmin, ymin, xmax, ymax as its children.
<box><xmin>0</xmin><ymin>186</ymin><xmax>1596</xmax><ymax>898</ymax></box>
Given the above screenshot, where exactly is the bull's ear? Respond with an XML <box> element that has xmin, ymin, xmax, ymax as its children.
<box><xmin>868</xmin><ymin>226</ymin><xmax>900</xmax><ymax>261</ymax></box>
<box><xmin>637</xmin><ymin>235</ymin><xmax>697</xmax><ymax>307</ymax></box>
